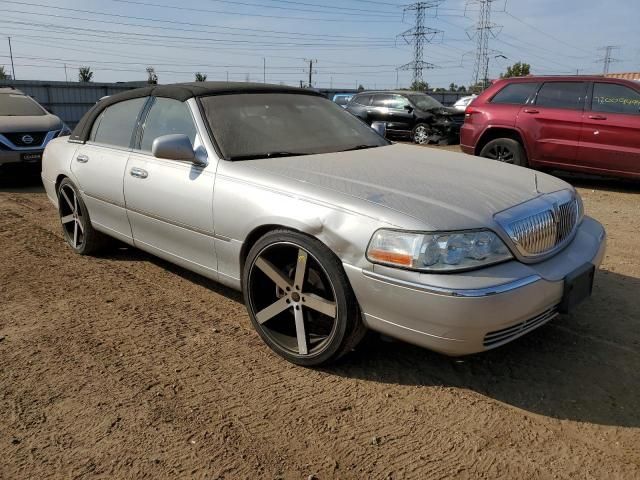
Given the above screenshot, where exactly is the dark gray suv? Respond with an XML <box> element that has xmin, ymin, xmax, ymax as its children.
<box><xmin>0</xmin><ymin>87</ymin><xmax>69</xmax><ymax>173</ymax></box>
<box><xmin>346</xmin><ymin>90</ymin><xmax>464</xmax><ymax>145</ymax></box>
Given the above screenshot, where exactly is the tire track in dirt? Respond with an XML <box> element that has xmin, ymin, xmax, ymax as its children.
<box><xmin>1</xmin><ymin>189</ymin><xmax>639</xmax><ymax>479</ymax></box>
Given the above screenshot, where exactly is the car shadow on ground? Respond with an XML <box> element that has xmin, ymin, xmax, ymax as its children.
<box><xmin>554</xmin><ymin>171</ymin><xmax>640</xmax><ymax>194</ymax></box>
<box><xmin>327</xmin><ymin>268</ymin><xmax>640</xmax><ymax>429</ymax></box>
<box><xmin>116</xmin><ymin>245</ymin><xmax>639</xmax><ymax>429</ymax></box>
<box><xmin>0</xmin><ymin>172</ymin><xmax>44</xmax><ymax>193</ymax></box>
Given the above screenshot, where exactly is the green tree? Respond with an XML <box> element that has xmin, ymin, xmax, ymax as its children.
<box><xmin>501</xmin><ymin>62</ymin><xmax>531</xmax><ymax>79</ymax></box>
<box><xmin>78</xmin><ymin>66</ymin><xmax>93</xmax><ymax>82</ymax></box>
<box><xmin>146</xmin><ymin>66</ymin><xmax>158</xmax><ymax>84</ymax></box>
<box><xmin>410</xmin><ymin>80</ymin><xmax>429</xmax><ymax>91</ymax></box>
<box><xmin>457</xmin><ymin>85</ymin><xmax>467</xmax><ymax>93</ymax></box>
<box><xmin>0</xmin><ymin>66</ymin><xmax>9</xmax><ymax>80</ymax></box>
<box><xmin>194</xmin><ymin>72</ymin><xmax>207</xmax><ymax>82</ymax></box>
<box><xmin>357</xmin><ymin>84</ymin><xmax>365</xmax><ymax>91</ymax></box>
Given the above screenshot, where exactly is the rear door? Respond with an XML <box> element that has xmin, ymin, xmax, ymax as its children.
<box><xmin>123</xmin><ymin>97</ymin><xmax>218</xmax><ymax>278</ymax></box>
<box><xmin>516</xmin><ymin>81</ymin><xmax>587</xmax><ymax>167</ymax></box>
<box><xmin>71</xmin><ymin>97</ymin><xmax>147</xmax><ymax>242</ymax></box>
<box><xmin>578</xmin><ymin>81</ymin><xmax>640</xmax><ymax>176</ymax></box>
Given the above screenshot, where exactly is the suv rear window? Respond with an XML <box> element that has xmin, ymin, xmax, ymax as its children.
<box><xmin>490</xmin><ymin>83</ymin><xmax>539</xmax><ymax>105</ymax></box>
<box><xmin>535</xmin><ymin>82</ymin><xmax>587</xmax><ymax>110</ymax></box>
<box><xmin>0</xmin><ymin>94</ymin><xmax>46</xmax><ymax>116</ymax></box>
<box><xmin>592</xmin><ymin>82</ymin><xmax>640</xmax><ymax>115</ymax></box>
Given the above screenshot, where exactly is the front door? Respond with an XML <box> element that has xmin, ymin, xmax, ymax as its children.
<box><xmin>70</xmin><ymin>97</ymin><xmax>147</xmax><ymax>242</ymax></box>
<box><xmin>123</xmin><ymin>97</ymin><xmax>218</xmax><ymax>279</ymax></box>
<box><xmin>515</xmin><ymin>81</ymin><xmax>587</xmax><ymax>167</ymax></box>
<box><xmin>578</xmin><ymin>81</ymin><xmax>640</xmax><ymax>176</ymax></box>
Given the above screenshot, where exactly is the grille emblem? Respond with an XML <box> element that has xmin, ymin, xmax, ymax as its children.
<box><xmin>21</xmin><ymin>134</ymin><xmax>34</xmax><ymax>145</ymax></box>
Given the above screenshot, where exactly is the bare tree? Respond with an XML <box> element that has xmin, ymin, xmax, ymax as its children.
<box><xmin>146</xmin><ymin>66</ymin><xmax>158</xmax><ymax>85</ymax></box>
<box><xmin>78</xmin><ymin>66</ymin><xmax>93</xmax><ymax>82</ymax></box>
<box><xmin>194</xmin><ymin>72</ymin><xmax>207</xmax><ymax>82</ymax></box>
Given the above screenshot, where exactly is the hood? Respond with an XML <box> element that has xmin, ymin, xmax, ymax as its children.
<box><xmin>243</xmin><ymin>144</ymin><xmax>569</xmax><ymax>230</ymax></box>
<box><xmin>0</xmin><ymin>113</ymin><xmax>62</xmax><ymax>133</ymax></box>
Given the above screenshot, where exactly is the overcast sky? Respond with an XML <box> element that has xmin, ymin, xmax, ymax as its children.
<box><xmin>0</xmin><ymin>0</ymin><xmax>638</xmax><ymax>89</ymax></box>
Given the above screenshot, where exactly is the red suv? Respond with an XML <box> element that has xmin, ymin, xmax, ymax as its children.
<box><xmin>460</xmin><ymin>76</ymin><xmax>640</xmax><ymax>179</ymax></box>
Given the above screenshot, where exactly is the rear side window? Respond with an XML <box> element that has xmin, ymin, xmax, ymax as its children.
<box><xmin>592</xmin><ymin>83</ymin><xmax>640</xmax><ymax>115</ymax></box>
<box><xmin>90</xmin><ymin>97</ymin><xmax>147</xmax><ymax>148</ymax></box>
<box><xmin>140</xmin><ymin>98</ymin><xmax>197</xmax><ymax>152</ymax></box>
<box><xmin>372</xmin><ymin>94</ymin><xmax>394</xmax><ymax>107</ymax></box>
<box><xmin>491</xmin><ymin>83</ymin><xmax>539</xmax><ymax>105</ymax></box>
<box><xmin>353</xmin><ymin>94</ymin><xmax>372</xmax><ymax>106</ymax></box>
<box><xmin>535</xmin><ymin>82</ymin><xmax>587</xmax><ymax>110</ymax></box>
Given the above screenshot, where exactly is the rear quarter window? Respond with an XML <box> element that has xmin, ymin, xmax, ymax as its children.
<box><xmin>490</xmin><ymin>83</ymin><xmax>539</xmax><ymax>105</ymax></box>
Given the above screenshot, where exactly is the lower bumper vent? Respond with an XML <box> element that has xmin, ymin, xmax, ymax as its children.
<box><xmin>483</xmin><ymin>306</ymin><xmax>559</xmax><ymax>348</ymax></box>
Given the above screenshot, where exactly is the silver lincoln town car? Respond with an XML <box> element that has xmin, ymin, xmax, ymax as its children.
<box><xmin>42</xmin><ymin>83</ymin><xmax>606</xmax><ymax>366</ymax></box>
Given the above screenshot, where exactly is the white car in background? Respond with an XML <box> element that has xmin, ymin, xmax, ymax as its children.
<box><xmin>453</xmin><ymin>94</ymin><xmax>478</xmax><ymax>111</ymax></box>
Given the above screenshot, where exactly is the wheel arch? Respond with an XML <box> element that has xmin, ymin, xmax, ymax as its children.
<box><xmin>475</xmin><ymin>127</ymin><xmax>529</xmax><ymax>160</ymax></box>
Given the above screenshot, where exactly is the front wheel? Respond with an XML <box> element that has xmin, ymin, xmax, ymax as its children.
<box><xmin>411</xmin><ymin>123</ymin><xmax>433</xmax><ymax>145</ymax></box>
<box><xmin>242</xmin><ymin>230</ymin><xmax>366</xmax><ymax>366</ymax></box>
<box><xmin>479</xmin><ymin>138</ymin><xmax>527</xmax><ymax>167</ymax></box>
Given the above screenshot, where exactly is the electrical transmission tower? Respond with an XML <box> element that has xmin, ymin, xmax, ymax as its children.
<box><xmin>597</xmin><ymin>46</ymin><xmax>620</xmax><ymax>74</ymax></box>
<box><xmin>397</xmin><ymin>1</ymin><xmax>443</xmax><ymax>88</ymax></box>
<box><xmin>467</xmin><ymin>0</ymin><xmax>502</xmax><ymax>90</ymax></box>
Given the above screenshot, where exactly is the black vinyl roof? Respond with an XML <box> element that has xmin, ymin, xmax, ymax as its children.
<box><xmin>70</xmin><ymin>82</ymin><xmax>324</xmax><ymax>143</ymax></box>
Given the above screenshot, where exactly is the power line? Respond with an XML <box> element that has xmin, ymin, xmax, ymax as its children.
<box><xmin>466</xmin><ymin>0</ymin><xmax>502</xmax><ymax>89</ymax></box>
<box><xmin>597</xmin><ymin>45</ymin><xmax>620</xmax><ymax>74</ymax></box>
<box><xmin>397</xmin><ymin>1</ymin><xmax>443</xmax><ymax>86</ymax></box>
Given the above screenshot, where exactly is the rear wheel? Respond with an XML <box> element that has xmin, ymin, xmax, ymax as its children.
<box><xmin>57</xmin><ymin>178</ymin><xmax>107</xmax><ymax>255</ymax></box>
<box><xmin>243</xmin><ymin>230</ymin><xmax>366</xmax><ymax>366</ymax></box>
<box><xmin>479</xmin><ymin>138</ymin><xmax>527</xmax><ymax>167</ymax></box>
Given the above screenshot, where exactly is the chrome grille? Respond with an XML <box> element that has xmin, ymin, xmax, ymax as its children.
<box><xmin>509</xmin><ymin>199</ymin><xmax>578</xmax><ymax>255</ymax></box>
<box><xmin>495</xmin><ymin>190</ymin><xmax>581</xmax><ymax>259</ymax></box>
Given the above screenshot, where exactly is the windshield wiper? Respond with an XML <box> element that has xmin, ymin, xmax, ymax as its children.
<box><xmin>340</xmin><ymin>144</ymin><xmax>380</xmax><ymax>152</ymax></box>
<box><xmin>229</xmin><ymin>151</ymin><xmax>311</xmax><ymax>161</ymax></box>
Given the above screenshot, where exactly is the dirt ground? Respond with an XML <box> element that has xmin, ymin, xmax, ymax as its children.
<box><xmin>1</xmin><ymin>158</ymin><xmax>639</xmax><ymax>479</ymax></box>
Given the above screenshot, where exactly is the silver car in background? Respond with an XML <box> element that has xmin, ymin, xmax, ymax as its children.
<box><xmin>41</xmin><ymin>82</ymin><xmax>606</xmax><ymax>366</ymax></box>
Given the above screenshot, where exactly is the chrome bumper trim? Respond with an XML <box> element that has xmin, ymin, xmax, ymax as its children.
<box><xmin>361</xmin><ymin>269</ymin><xmax>541</xmax><ymax>298</ymax></box>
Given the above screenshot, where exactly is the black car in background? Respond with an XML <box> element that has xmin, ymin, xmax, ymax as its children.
<box><xmin>346</xmin><ymin>91</ymin><xmax>464</xmax><ymax>144</ymax></box>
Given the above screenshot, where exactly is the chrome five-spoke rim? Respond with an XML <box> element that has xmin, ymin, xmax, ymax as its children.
<box><xmin>59</xmin><ymin>185</ymin><xmax>85</xmax><ymax>249</ymax></box>
<box><xmin>414</xmin><ymin>125</ymin><xmax>430</xmax><ymax>144</ymax></box>
<box><xmin>247</xmin><ymin>242</ymin><xmax>338</xmax><ymax>357</ymax></box>
<box><xmin>486</xmin><ymin>144</ymin><xmax>515</xmax><ymax>163</ymax></box>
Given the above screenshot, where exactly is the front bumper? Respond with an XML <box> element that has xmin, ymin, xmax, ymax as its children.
<box><xmin>344</xmin><ymin>216</ymin><xmax>606</xmax><ymax>356</ymax></box>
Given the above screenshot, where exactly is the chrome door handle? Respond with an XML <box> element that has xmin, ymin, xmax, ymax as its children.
<box><xmin>523</xmin><ymin>109</ymin><xmax>539</xmax><ymax>114</ymax></box>
<box><xmin>130</xmin><ymin>167</ymin><xmax>148</xmax><ymax>179</ymax></box>
<box><xmin>76</xmin><ymin>154</ymin><xmax>89</xmax><ymax>163</ymax></box>
<box><xmin>588</xmin><ymin>114</ymin><xmax>607</xmax><ymax>120</ymax></box>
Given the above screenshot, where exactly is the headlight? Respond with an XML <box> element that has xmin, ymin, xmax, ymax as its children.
<box><xmin>366</xmin><ymin>229</ymin><xmax>513</xmax><ymax>272</ymax></box>
<box><xmin>57</xmin><ymin>124</ymin><xmax>72</xmax><ymax>137</ymax></box>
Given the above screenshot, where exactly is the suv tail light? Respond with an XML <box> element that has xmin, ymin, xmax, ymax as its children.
<box><xmin>464</xmin><ymin>106</ymin><xmax>478</xmax><ymax>117</ymax></box>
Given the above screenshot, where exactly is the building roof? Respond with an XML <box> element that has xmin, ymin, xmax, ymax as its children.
<box><xmin>605</xmin><ymin>72</ymin><xmax>640</xmax><ymax>81</ymax></box>
<box><xmin>70</xmin><ymin>82</ymin><xmax>323</xmax><ymax>143</ymax></box>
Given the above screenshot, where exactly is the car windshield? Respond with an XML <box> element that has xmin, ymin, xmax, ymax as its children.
<box><xmin>407</xmin><ymin>94</ymin><xmax>443</xmax><ymax>111</ymax></box>
<box><xmin>0</xmin><ymin>94</ymin><xmax>47</xmax><ymax>116</ymax></box>
<box><xmin>200</xmin><ymin>93</ymin><xmax>389</xmax><ymax>160</ymax></box>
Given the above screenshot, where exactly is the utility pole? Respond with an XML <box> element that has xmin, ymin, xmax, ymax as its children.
<box><xmin>226</xmin><ymin>71</ymin><xmax>229</xmax><ymax>83</ymax></box>
<box><xmin>597</xmin><ymin>45</ymin><xmax>620</xmax><ymax>74</ymax></box>
<box><xmin>64</xmin><ymin>63</ymin><xmax>68</xmax><ymax>82</ymax></box>
<box><xmin>466</xmin><ymin>0</ymin><xmax>502</xmax><ymax>90</ymax></box>
<box><xmin>263</xmin><ymin>58</ymin><xmax>266</xmax><ymax>83</ymax></box>
<box><xmin>397</xmin><ymin>2</ymin><xmax>442</xmax><ymax>88</ymax></box>
<box><xmin>8</xmin><ymin>36</ymin><xmax>16</xmax><ymax>80</ymax></box>
<box><xmin>304</xmin><ymin>59</ymin><xmax>317</xmax><ymax>88</ymax></box>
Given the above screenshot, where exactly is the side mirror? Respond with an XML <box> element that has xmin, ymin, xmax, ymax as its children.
<box><xmin>152</xmin><ymin>134</ymin><xmax>203</xmax><ymax>165</ymax></box>
<box><xmin>370</xmin><ymin>121</ymin><xmax>387</xmax><ymax>138</ymax></box>
<box><xmin>404</xmin><ymin>104</ymin><xmax>414</xmax><ymax>113</ymax></box>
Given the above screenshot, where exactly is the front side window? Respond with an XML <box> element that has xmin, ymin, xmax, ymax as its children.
<box><xmin>0</xmin><ymin>94</ymin><xmax>46</xmax><ymax>116</ymax></box>
<box><xmin>592</xmin><ymin>83</ymin><xmax>640</xmax><ymax>115</ymax></box>
<box><xmin>353</xmin><ymin>94</ymin><xmax>372</xmax><ymax>106</ymax></box>
<box><xmin>535</xmin><ymin>82</ymin><xmax>587</xmax><ymax>110</ymax></box>
<box><xmin>201</xmin><ymin>93</ymin><xmax>389</xmax><ymax>160</ymax></box>
<box><xmin>90</xmin><ymin>97</ymin><xmax>147</xmax><ymax>148</ymax></box>
<box><xmin>490</xmin><ymin>82</ymin><xmax>538</xmax><ymax>105</ymax></box>
<box><xmin>140</xmin><ymin>98</ymin><xmax>197</xmax><ymax>152</ymax></box>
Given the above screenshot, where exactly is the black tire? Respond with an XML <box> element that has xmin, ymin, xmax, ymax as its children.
<box><xmin>242</xmin><ymin>229</ymin><xmax>366</xmax><ymax>366</ymax></box>
<box><xmin>57</xmin><ymin>178</ymin><xmax>108</xmax><ymax>255</ymax></box>
<box><xmin>479</xmin><ymin>138</ymin><xmax>527</xmax><ymax>167</ymax></box>
<box><xmin>411</xmin><ymin>123</ymin><xmax>433</xmax><ymax>145</ymax></box>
